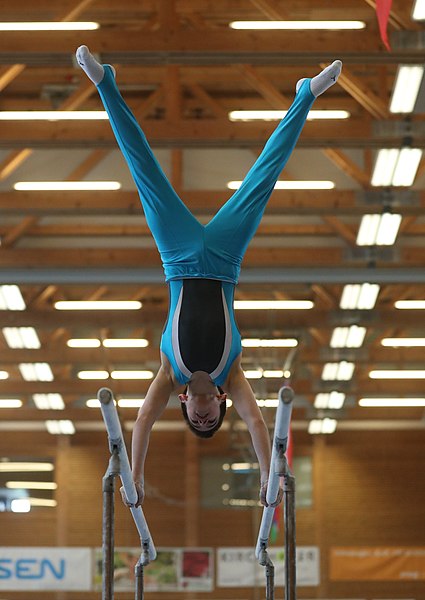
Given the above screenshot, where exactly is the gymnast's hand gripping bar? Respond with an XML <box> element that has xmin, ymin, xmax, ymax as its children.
<box><xmin>98</xmin><ymin>387</ymin><xmax>157</xmax><ymax>564</ymax></box>
<box><xmin>255</xmin><ymin>385</ymin><xmax>294</xmax><ymax>561</ymax></box>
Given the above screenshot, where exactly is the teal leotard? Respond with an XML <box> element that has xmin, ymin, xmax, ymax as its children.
<box><xmin>96</xmin><ymin>69</ymin><xmax>315</xmax><ymax>385</ymax></box>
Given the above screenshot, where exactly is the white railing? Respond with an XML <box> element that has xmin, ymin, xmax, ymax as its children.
<box><xmin>98</xmin><ymin>387</ymin><xmax>157</xmax><ymax>564</ymax></box>
<box><xmin>255</xmin><ymin>385</ymin><xmax>294</xmax><ymax>560</ymax></box>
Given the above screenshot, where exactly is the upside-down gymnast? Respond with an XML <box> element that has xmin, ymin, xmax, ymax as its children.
<box><xmin>76</xmin><ymin>46</ymin><xmax>342</xmax><ymax>508</ymax></box>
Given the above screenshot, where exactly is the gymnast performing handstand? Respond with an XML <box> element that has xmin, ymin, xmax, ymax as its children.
<box><xmin>76</xmin><ymin>46</ymin><xmax>341</xmax><ymax>507</ymax></box>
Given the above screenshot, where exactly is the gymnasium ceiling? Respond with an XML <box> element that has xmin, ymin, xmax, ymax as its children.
<box><xmin>0</xmin><ymin>0</ymin><xmax>424</xmax><ymax>436</ymax></box>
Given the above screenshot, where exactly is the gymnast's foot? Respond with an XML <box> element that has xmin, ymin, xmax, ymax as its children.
<box><xmin>76</xmin><ymin>45</ymin><xmax>115</xmax><ymax>85</ymax></box>
<box><xmin>296</xmin><ymin>60</ymin><xmax>342</xmax><ymax>97</ymax></box>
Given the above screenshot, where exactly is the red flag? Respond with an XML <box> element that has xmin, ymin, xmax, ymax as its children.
<box><xmin>286</xmin><ymin>426</ymin><xmax>293</xmax><ymax>471</ymax></box>
<box><xmin>376</xmin><ymin>0</ymin><xmax>393</xmax><ymax>51</ymax></box>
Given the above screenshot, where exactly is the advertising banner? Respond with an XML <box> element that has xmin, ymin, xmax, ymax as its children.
<box><xmin>330</xmin><ymin>547</ymin><xmax>425</xmax><ymax>581</ymax></box>
<box><xmin>93</xmin><ymin>547</ymin><xmax>214</xmax><ymax>592</ymax></box>
<box><xmin>217</xmin><ymin>546</ymin><xmax>319</xmax><ymax>587</ymax></box>
<box><xmin>0</xmin><ymin>547</ymin><xmax>92</xmax><ymax>591</ymax></box>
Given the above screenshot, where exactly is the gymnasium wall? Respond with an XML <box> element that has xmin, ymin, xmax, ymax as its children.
<box><xmin>0</xmin><ymin>424</ymin><xmax>424</xmax><ymax>600</ymax></box>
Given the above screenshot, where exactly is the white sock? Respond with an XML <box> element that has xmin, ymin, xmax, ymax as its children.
<box><xmin>75</xmin><ymin>45</ymin><xmax>114</xmax><ymax>85</ymax></box>
<box><xmin>296</xmin><ymin>60</ymin><xmax>342</xmax><ymax>97</ymax></box>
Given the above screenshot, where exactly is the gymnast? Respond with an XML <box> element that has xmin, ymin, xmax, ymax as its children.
<box><xmin>76</xmin><ymin>46</ymin><xmax>341</xmax><ymax>507</ymax></box>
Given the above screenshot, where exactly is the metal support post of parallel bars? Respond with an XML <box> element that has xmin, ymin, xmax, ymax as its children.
<box><xmin>98</xmin><ymin>387</ymin><xmax>157</xmax><ymax>600</ymax></box>
<box><xmin>284</xmin><ymin>469</ymin><xmax>296</xmax><ymax>600</ymax></box>
<box><xmin>102</xmin><ymin>450</ymin><xmax>120</xmax><ymax>600</ymax></box>
<box><xmin>255</xmin><ymin>385</ymin><xmax>296</xmax><ymax>600</ymax></box>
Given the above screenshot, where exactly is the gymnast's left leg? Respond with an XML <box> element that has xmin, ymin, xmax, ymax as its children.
<box><xmin>205</xmin><ymin>61</ymin><xmax>342</xmax><ymax>272</ymax></box>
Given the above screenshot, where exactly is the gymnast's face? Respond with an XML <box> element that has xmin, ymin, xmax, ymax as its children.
<box><xmin>180</xmin><ymin>392</ymin><xmax>223</xmax><ymax>431</ymax></box>
<box><xmin>178</xmin><ymin>374</ymin><xmax>226</xmax><ymax>432</ymax></box>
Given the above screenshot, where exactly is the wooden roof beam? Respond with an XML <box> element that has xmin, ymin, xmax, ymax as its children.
<box><xmin>323</xmin><ymin>148</ymin><xmax>371</xmax><ymax>188</ymax></box>
<box><xmin>56</xmin><ymin>0</ymin><xmax>97</xmax><ymax>22</ymax></box>
<box><xmin>0</xmin><ymin>64</ymin><xmax>25</xmax><ymax>92</ymax></box>
<box><xmin>66</xmin><ymin>149</ymin><xmax>109</xmax><ymax>181</ymax></box>
<box><xmin>327</xmin><ymin>63</ymin><xmax>389</xmax><ymax>120</ymax></box>
<box><xmin>165</xmin><ymin>65</ymin><xmax>181</xmax><ymax>121</ymax></box>
<box><xmin>0</xmin><ymin>81</ymin><xmax>97</xmax><ymax>182</ymax></box>
<box><xmin>249</xmin><ymin>0</ymin><xmax>290</xmax><ymax>20</ymax></box>
<box><xmin>238</xmin><ymin>65</ymin><xmax>291</xmax><ymax>109</ymax></box>
<box><xmin>1</xmin><ymin>216</ymin><xmax>38</xmax><ymax>249</ymax></box>
<box><xmin>321</xmin><ymin>216</ymin><xmax>357</xmax><ymax>247</ymax></box>
<box><xmin>187</xmin><ymin>82</ymin><xmax>228</xmax><ymax>118</ymax></box>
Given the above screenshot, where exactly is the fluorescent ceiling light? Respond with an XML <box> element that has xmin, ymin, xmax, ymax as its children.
<box><xmin>262</xmin><ymin>370</ymin><xmax>284</xmax><ymax>378</ymax></box>
<box><xmin>117</xmin><ymin>399</ymin><xmax>145</xmax><ymax>407</ymax></box>
<box><xmin>392</xmin><ymin>148</ymin><xmax>423</xmax><ymax>186</ymax></box>
<box><xmin>228</xmin><ymin>180</ymin><xmax>334</xmax><ymax>190</ymax></box>
<box><xmin>78</xmin><ymin>371</ymin><xmax>109</xmax><ymax>380</ymax></box>
<box><xmin>110</xmin><ymin>370</ymin><xmax>154</xmax><ymax>380</ymax></box>
<box><xmin>339</xmin><ymin>283</ymin><xmax>380</xmax><ymax>310</ymax></box>
<box><xmin>67</xmin><ymin>339</ymin><xmax>101</xmax><ymax>348</ymax></box>
<box><xmin>308</xmin><ymin>418</ymin><xmax>337</xmax><ymax>435</ymax></box>
<box><xmin>223</xmin><ymin>498</ymin><xmax>261</xmax><ymax>507</ymax></box>
<box><xmin>370</xmin><ymin>370</ymin><xmax>425</xmax><ymax>379</ymax></box>
<box><xmin>45</xmin><ymin>420</ymin><xmax>75</xmax><ymax>435</ymax></box>
<box><xmin>230</xmin><ymin>462</ymin><xmax>259</xmax><ymax>471</ymax></box>
<box><xmin>6</xmin><ymin>481</ymin><xmax>57</xmax><ymax>490</ymax></box>
<box><xmin>243</xmin><ymin>370</ymin><xmax>263</xmax><ymax>379</ymax></box>
<box><xmin>32</xmin><ymin>394</ymin><xmax>65</xmax><ymax>410</ymax></box>
<box><xmin>359</xmin><ymin>397</ymin><xmax>425</xmax><ymax>407</ymax></box>
<box><xmin>395</xmin><ymin>300</ymin><xmax>425</xmax><ymax>309</ymax></box>
<box><xmin>67</xmin><ymin>338</ymin><xmax>149</xmax><ymax>347</ymax></box>
<box><xmin>330</xmin><ymin>325</ymin><xmax>366</xmax><ymax>348</ymax></box>
<box><xmin>0</xmin><ymin>111</ymin><xmax>108</xmax><ymax>120</ymax></box>
<box><xmin>242</xmin><ymin>338</ymin><xmax>298</xmax><ymax>347</ymax></box>
<box><xmin>87</xmin><ymin>397</ymin><xmax>145</xmax><ymax>408</ymax></box>
<box><xmin>229</xmin><ymin>20</ymin><xmax>365</xmax><ymax>30</ymax></box>
<box><xmin>243</xmin><ymin>370</ymin><xmax>287</xmax><ymax>380</ymax></box>
<box><xmin>11</xmin><ymin>499</ymin><xmax>31</xmax><ymax>513</ymax></box>
<box><xmin>2</xmin><ymin>327</ymin><xmax>40</xmax><ymax>349</ymax></box>
<box><xmin>0</xmin><ymin>22</ymin><xmax>99</xmax><ymax>31</ymax></box>
<box><xmin>412</xmin><ymin>0</ymin><xmax>425</xmax><ymax>20</ymax></box>
<box><xmin>103</xmin><ymin>339</ymin><xmax>149</xmax><ymax>348</ymax></box>
<box><xmin>229</xmin><ymin>110</ymin><xmax>350</xmax><ymax>121</ymax></box>
<box><xmin>86</xmin><ymin>398</ymin><xmax>116</xmax><ymax>408</ymax></box>
<box><xmin>322</xmin><ymin>361</ymin><xmax>355</xmax><ymax>381</ymax></box>
<box><xmin>390</xmin><ymin>65</ymin><xmax>424</xmax><ymax>113</ymax></box>
<box><xmin>29</xmin><ymin>498</ymin><xmax>57</xmax><ymax>507</ymax></box>
<box><xmin>0</xmin><ymin>285</ymin><xmax>26</xmax><ymax>310</ymax></box>
<box><xmin>19</xmin><ymin>363</ymin><xmax>53</xmax><ymax>382</ymax></box>
<box><xmin>256</xmin><ymin>398</ymin><xmax>279</xmax><ymax>408</ymax></box>
<box><xmin>356</xmin><ymin>213</ymin><xmax>402</xmax><ymax>246</ymax></box>
<box><xmin>0</xmin><ymin>399</ymin><xmax>22</xmax><ymax>408</ymax></box>
<box><xmin>381</xmin><ymin>337</ymin><xmax>425</xmax><ymax>347</ymax></box>
<box><xmin>0</xmin><ymin>371</ymin><xmax>9</xmax><ymax>380</ymax></box>
<box><xmin>0</xmin><ymin>462</ymin><xmax>53</xmax><ymax>472</ymax></box>
<box><xmin>55</xmin><ymin>301</ymin><xmax>141</xmax><ymax>310</ymax></box>
<box><xmin>235</xmin><ymin>300</ymin><xmax>313</xmax><ymax>309</ymax></box>
<box><xmin>28</xmin><ymin>498</ymin><xmax>58</xmax><ymax>508</ymax></box>
<box><xmin>14</xmin><ymin>181</ymin><xmax>121</xmax><ymax>191</ymax></box>
<box><xmin>371</xmin><ymin>148</ymin><xmax>422</xmax><ymax>187</ymax></box>
<box><xmin>314</xmin><ymin>392</ymin><xmax>345</xmax><ymax>410</ymax></box>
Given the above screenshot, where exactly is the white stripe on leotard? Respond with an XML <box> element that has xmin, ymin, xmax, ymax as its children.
<box><xmin>209</xmin><ymin>288</ymin><xmax>232</xmax><ymax>381</ymax></box>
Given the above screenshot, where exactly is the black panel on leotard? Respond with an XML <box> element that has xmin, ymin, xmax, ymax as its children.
<box><xmin>178</xmin><ymin>279</ymin><xmax>225</xmax><ymax>373</ymax></box>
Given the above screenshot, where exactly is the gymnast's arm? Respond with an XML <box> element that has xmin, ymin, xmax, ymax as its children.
<box><xmin>227</xmin><ymin>361</ymin><xmax>283</xmax><ymax>507</ymax></box>
<box><xmin>126</xmin><ymin>360</ymin><xmax>175</xmax><ymax>506</ymax></box>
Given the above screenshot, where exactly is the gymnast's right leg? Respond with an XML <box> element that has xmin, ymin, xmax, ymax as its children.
<box><xmin>76</xmin><ymin>46</ymin><xmax>202</xmax><ymax>269</ymax></box>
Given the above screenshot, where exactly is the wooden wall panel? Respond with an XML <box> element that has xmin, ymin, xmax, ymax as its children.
<box><xmin>0</xmin><ymin>428</ymin><xmax>423</xmax><ymax>600</ymax></box>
